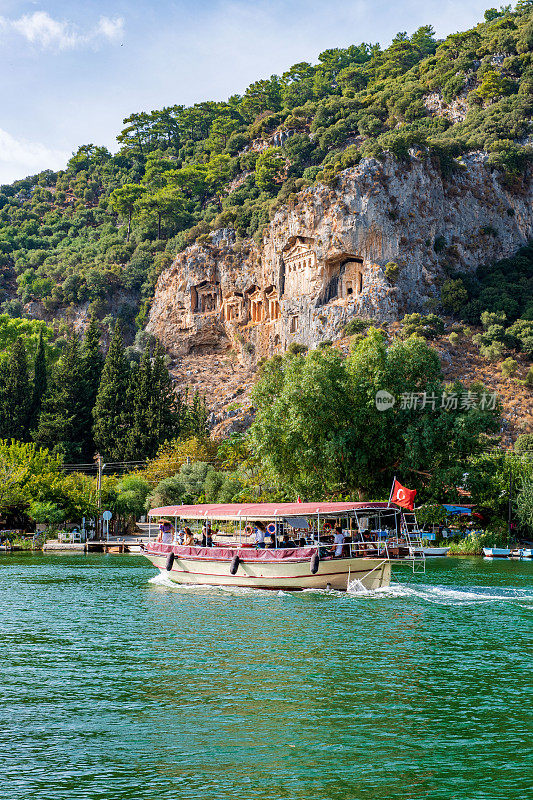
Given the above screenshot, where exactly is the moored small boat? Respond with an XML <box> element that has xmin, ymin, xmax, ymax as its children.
<box><xmin>483</xmin><ymin>547</ymin><xmax>511</xmax><ymax>558</ymax></box>
<box><xmin>421</xmin><ymin>546</ymin><xmax>450</xmax><ymax>557</ymax></box>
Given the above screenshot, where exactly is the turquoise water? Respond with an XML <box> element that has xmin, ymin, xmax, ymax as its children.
<box><xmin>0</xmin><ymin>554</ymin><xmax>531</xmax><ymax>800</ymax></box>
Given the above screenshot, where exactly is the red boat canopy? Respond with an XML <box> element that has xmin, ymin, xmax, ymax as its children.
<box><xmin>148</xmin><ymin>501</ymin><xmax>393</xmax><ymax>521</ymax></box>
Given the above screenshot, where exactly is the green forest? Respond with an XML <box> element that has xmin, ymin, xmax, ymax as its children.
<box><xmin>0</xmin><ymin>3</ymin><xmax>532</xmax><ymax>334</ymax></box>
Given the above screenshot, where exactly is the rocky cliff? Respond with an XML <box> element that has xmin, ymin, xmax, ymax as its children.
<box><xmin>147</xmin><ymin>153</ymin><xmax>533</xmax><ymax>362</ymax></box>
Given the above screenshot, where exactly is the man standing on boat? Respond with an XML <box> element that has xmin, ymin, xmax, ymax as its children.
<box><xmin>333</xmin><ymin>526</ymin><xmax>345</xmax><ymax>557</ymax></box>
<box><xmin>254</xmin><ymin>524</ymin><xmax>267</xmax><ymax>549</ymax></box>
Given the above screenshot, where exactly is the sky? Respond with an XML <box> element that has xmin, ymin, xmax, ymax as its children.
<box><xmin>0</xmin><ymin>0</ymin><xmax>494</xmax><ymax>184</ymax></box>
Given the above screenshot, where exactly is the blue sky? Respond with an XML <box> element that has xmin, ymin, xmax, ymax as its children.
<box><xmin>0</xmin><ymin>0</ymin><xmax>493</xmax><ymax>184</ymax></box>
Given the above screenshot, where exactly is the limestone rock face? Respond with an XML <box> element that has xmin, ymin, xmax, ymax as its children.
<box><xmin>147</xmin><ymin>154</ymin><xmax>533</xmax><ymax>361</ymax></box>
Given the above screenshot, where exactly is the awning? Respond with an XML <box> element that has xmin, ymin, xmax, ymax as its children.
<box><xmin>148</xmin><ymin>501</ymin><xmax>393</xmax><ymax>521</ymax></box>
<box><xmin>443</xmin><ymin>505</ymin><xmax>472</xmax><ymax>515</ymax></box>
<box><xmin>283</xmin><ymin>516</ymin><xmax>309</xmax><ymax>530</ymax></box>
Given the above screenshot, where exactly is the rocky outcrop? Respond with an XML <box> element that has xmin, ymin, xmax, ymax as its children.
<box><xmin>147</xmin><ymin>153</ymin><xmax>533</xmax><ymax>362</ymax></box>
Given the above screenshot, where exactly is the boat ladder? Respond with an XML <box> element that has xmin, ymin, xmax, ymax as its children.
<box><xmin>400</xmin><ymin>511</ymin><xmax>426</xmax><ymax>574</ymax></box>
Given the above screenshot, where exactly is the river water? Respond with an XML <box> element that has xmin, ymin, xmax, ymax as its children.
<box><xmin>0</xmin><ymin>553</ymin><xmax>531</xmax><ymax>800</ymax></box>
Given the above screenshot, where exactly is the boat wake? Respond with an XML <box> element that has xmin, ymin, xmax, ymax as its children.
<box><xmin>148</xmin><ymin>573</ymin><xmax>532</xmax><ymax>606</ymax></box>
<box><xmin>375</xmin><ymin>582</ymin><xmax>533</xmax><ymax>606</ymax></box>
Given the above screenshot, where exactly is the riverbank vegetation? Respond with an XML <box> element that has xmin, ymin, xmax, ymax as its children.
<box><xmin>1</xmin><ymin>329</ymin><xmax>531</xmax><ymax>537</ymax></box>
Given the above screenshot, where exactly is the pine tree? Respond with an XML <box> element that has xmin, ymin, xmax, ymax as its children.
<box><xmin>0</xmin><ymin>338</ymin><xmax>31</xmax><ymax>440</ymax></box>
<box><xmin>92</xmin><ymin>325</ymin><xmax>131</xmax><ymax>460</ymax></box>
<box><xmin>28</xmin><ymin>330</ymin><xmax>47</xmax><ymax>433</ymax></box>
<box><xmin>35</xmin><ymin>336</ymin><xmax>87</xmax><ymax>460</ymax></box>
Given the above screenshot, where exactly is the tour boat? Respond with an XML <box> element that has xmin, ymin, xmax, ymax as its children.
<box><xmin>142</xmin><ymin>502</ymin><xmax>425</xmax><ymax>591</ymax></box>
<box><xmin>483</xmin><ymin>547</ymin><xmax>511</xmax><ymax>558</ymax></box>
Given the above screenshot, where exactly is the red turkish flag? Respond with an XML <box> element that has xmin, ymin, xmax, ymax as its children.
<box><xmin>297</xmin><ymin>496</ymin><xmax>302</xmax><ymax>503</ymax></box>
<box><xmin>391</xmin><ymin>479</ymin><xmax>417</xmax><ymax>510</ymax></box>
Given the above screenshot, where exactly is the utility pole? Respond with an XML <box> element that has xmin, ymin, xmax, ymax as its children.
<box><xmin>508</xmin><ymin>463</ymin><xmax>513</xmax><ymax>547</ymax></box>
<box><xmin>95</xmin><ymin>453</ymin><xmax>103</xmax><ymax>539</ymax></box>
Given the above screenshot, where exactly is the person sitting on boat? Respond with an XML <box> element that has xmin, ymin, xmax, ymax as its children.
<box><xmin>280</xmin><ymin>533</ymin><xmax>296</xmax><ymax>548</ymax></box>
<box><xmin>183</xmin><ymin>527</ymin><xmax>195</xmax><ymax>547</ymax></box>
<box><xmin>175</xmin><ymin>527</ymin><xmax>186</xmax><ymax>545</ymax></box>
<box><xmin>332</xmin><ymin>526</ymin><xmax>345</xmax><ymax>557</ymax></box>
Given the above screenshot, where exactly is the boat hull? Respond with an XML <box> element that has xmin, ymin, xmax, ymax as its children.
<box><xmin>143</xmin><ymin>545</ymin><xmax>391</xmax><ymax>591</ymax></box>
<box><xmin>483</xmin><ymin>548</ymin><xmax>511</xmax><ymax>558</ymax></box>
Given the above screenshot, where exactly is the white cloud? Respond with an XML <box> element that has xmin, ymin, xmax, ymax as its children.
<box><xmin>0</xmin><ymin>12</ymin><xmax>124</xmax><ymax>52</ymax></box>
<box><xmin>0</xmin><ymin>128</ymin><xmax>70</xmax><ymax>184</ymax></box>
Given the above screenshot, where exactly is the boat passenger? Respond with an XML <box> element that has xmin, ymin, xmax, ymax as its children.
<box><xmin>280</xmin><ymin>533</ymin><xmax>296</xmax><ymax>548</ymax></box>
<box><xmin>201</xmin><ymin>530</ymin><xmax>214</xmax><ymax>547</ymax></box>
<box><xmin>158</xmin><ymin>520</ymin><xmax>174</xmax><ymax>543</ymax></box>
<box><xmin>254</xmin><ymin>524</ymin><xmax>266</xmax><ymax>549</ymax></box>
<box><xmin>183</xmin><ymin>527</ymin><xmax>195</xmax><ymax>547</ymax></box>
<box><xmin>333</xmin><ymin>526</ymin><xmax>345</xmax><ymax>557</ymax></box>
<box><xmin>176</xmin><ymin>527</ymin><xmax>186</xmax><ymax>545</ymax></box>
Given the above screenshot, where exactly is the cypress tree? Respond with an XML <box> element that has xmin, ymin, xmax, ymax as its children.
<box><xmin>35</xmin><ymin>336</ymin><xmax>86</xmax><ymax>460</ymax></box>
<box><xmin>28</xmin><ymin>330</ymin><xmax>47</xmax><ymax>433</ymax></box>
<box><xmin>189</xmin><ymin>389</ymin><xmax>209</xmax><ymax>437</ymax></box>
<box><xmin>126</xmin><ymin>348</ymin><xmax>153</xmax><ymax>460</ymax></box>
<box><xmin>149</xmin><ymin>343</ymin><xmax>178</xmax><ymax>448</ymax></box>
<box><xmin>93</xmin><ymin>325</ymin><xmax>131</xmax><ymax>460</ymax></box>
<box><xmin>79</xmin><ymin>318</ymin><xmax>104</xmax><ymax>458</ymax></box>
<box><xmin>0</xmin><ymin>337</ymin><xmax>31</xmax><ymax>440</ymax></box>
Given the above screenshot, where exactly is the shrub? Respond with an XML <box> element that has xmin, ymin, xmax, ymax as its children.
<box><xmin>343</xmin><ymin>318</ymin><xmax>374</xmax><ymax>335</ymax></box>
<box><xmin>448</xmin><ymin>332</ymin><xmax>460</xmax><ymax>345</ymax></box>
<box><xmin>287</xmin><ymin>342</ymin><xmax>308</xmax><ymax>355</ymax></box>
<box><xmin>515</xmin><ymin>434</ymin><xmax>533</xmax><ymax>453</ymax></box>
<box><xmin>400</xmin><ymin>313</ymin><xmax>444</xmax><ymax>340</ymax></box>
<box><xmin>441</xmin><ymin>278</ymin><xmax>468</xmax><ymax>313</ymax></box>
<box><xmin>501</xmin><ymin>357</ymin><xmax>518</xmax><ymax>378</ymax></box>
<box><xmin>480</xmin><ymin>341</ymin><xmax>504</xmax><ymax>362</ymax></box>
<box><xmin>525</xmin><ymin>367</ymin><xmax>533</xmax><ymax>388</ymax></box>
<box><xmin>384</xmin><ymin>261</ymin><xmax>399</xmax><ymax>282</ymax></box>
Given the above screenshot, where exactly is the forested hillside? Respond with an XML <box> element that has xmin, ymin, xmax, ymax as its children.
<box><xmin>1</xmin><ymin>3</ymin><xmax>533</xmax><ymax>336</ymax></box>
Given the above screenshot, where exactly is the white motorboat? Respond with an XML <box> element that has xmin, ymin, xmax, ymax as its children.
<box><xmin>143</xmin><ymin>502</ymin><xmax>426</xmax><ymax>591</ymax></box>
<box><xmin>483</xmin><ymin>547</ymin><xmax>511</xmax><ymax>558</ymax></box>
<box><xmin>421</xmin><ymin>546</ymin><xmax>450</xmax><ymax>557</ymax></box>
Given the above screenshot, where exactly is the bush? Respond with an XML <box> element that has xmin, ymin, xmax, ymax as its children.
<box><xmin>525</xmin><ymin>367</ymin><xmax>533</xmax><ymax>388</ymax></box>
<box><xmin>384</xmin><ymin>261</ymin><xmax>399</xmax><ymax>283</ymax></box>
<box><xmin>441</xmin><ymin>278</ymin><xmax>468</xmax><ymax>313</ymax></box>
<box><xmin>344</xmin><ymin>318</ymin><xmax>374</xmax><ymax>335</ymax></box>
<box><xmin>400</xmin><ymin>313</ymin><xmax>444</xmax><ymax>340</ymax></box>
<box><xmin>287</xmin><ymin>342</ymin><xmax>308</xmax><ymax>355</ymax></box>
<box><xmin>515</xmin><ymin>434</ymin><xmax>533</xmax><ymax>453</ymax></box>
<box><xmin>480</xmin><ymin>341</ymin><xmax>504</xmax><ymax>362</ymax></box>
<box><xmin>501</xmin><ymin>357</ymin><xmax>518</xmax><ymax>378</ymax></box>
<box><xmin>447</xmin><ymin>530</ymin><xmax>508</xmax><ymax>555</ymax></box>
<box><xmin>448</xmin><ymin>332</ymin><xmax>460</xmax><ymax>345</ymax></box>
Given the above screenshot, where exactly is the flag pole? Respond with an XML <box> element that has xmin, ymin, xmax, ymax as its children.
<box><xmin>388</xmin><ymin>476</ymin><xmax>396</xmax><ymax>508</ymax></box>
